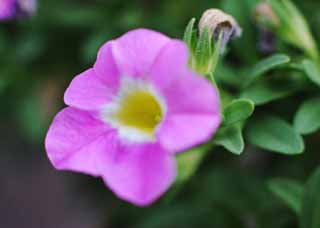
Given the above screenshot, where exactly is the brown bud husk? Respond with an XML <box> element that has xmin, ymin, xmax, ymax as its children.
<box><xmin>199</xmin><ymin>9</ymin><xmax>242</xmax><ymax>54</ymax></box>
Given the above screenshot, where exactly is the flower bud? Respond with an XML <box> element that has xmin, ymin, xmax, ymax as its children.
<box><xmin>198</xmin><ymin>9</ymin><xmax>242</xmax><ymax>54</ymax></box>
<box><xmin>254</xmin><ymin>0</ymin><xmax>318</xmax><ymax>60</ymax></box>
<box><xmin>257</xmin><ymin>26</ymin><xmax>277</xmax><ymax>55</ymax></box>
<box><xmin>254</xmin><ymin>2</ymin><xmax>280</xmax><ymax>27</ymax></box>
<box><xmin>0</xmin><ymin>0</ymin><xmax>36</xmax><ymax>21</ymax></box>
<box><xmin>18</xmin><ymin>0</ymin><xmax>37</xmax><ymax>16</ymax></box>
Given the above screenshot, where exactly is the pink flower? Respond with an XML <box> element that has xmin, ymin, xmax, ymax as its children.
<box><xmin>45</xmin><ymin>29</ymin><xmax>221</xmax><ymax>206</ymax></box>
<box><xmin>0</xmin><ymin>0</ymin><xmax>36</xmax><ymax>20</ymax></box>
<box><xmin>0</xmin><ymin>0</ymin><xmax>15</xmax><ymax>20</ymax></box>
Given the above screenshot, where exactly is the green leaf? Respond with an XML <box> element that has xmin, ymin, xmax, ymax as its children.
<box><xmin>246</xmin><ymin>114</ymin><xmax>304</xmax><ymax>155</ymax></box>
<box><xmin>183</xmin><ymin>18</ymin><xmax>196</xmax><ymax>50</ymax></box>
<box><xmin>294</xmin><ymin>98</ymin><xmax>320</xmax><ymax>135</ymax></box>
<box><xmin>302</xmin><ymin>59</ymin><xmax>320</xmax><ymax>87</ymax></box>
<box><xmin>176</xmin><ymin>145</ymin><xmax>208</xmax><ymax>183</ymax></box>
<box><xmin>241</xmin><ymin>76</ymin><xmax>304</xmax><ymax>105</ymax></box>
<box><xmin>268</xmin><ymin>178</ymin><xmax>304</xmax><ymax>215</ymax></box>
<box><xmin>300</xmin><ymin>167</ymin><xmax>320</xmax><ymax>228</ymax></box>
<box><xmin>214</xmin><ymin>124</ymin><xmax>244</xmax><ymax>155</ymax></box>
<box><xmin>245</xmin><ymin>54</ymin><xmax>290</xmax><ymax>86</ymax></box>
<box><xmin>216</xmin><ymin>62</ymin><xmax>244</xmax><ymax>88</ymax></box>
<box><xmin>223</xmin><ymin>98</ymin><xmax>254</xmax><ymax>126</ymax></box>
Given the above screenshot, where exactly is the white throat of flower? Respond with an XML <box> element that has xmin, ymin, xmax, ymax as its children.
<box><xmin>101</xmin><ymin>77</ymin><xmax>166</xmax><ymax>143</ymax></box>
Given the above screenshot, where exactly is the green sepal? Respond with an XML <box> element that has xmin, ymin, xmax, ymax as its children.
<box><xmin>183</xmin><ymin>18</ymin><xmax>196</xmax><ymax>52</ymax></box>
<box><xmin>194</xmin><ymin>27</ymin><xmax>213</xmax><ymax>75</ymax></box>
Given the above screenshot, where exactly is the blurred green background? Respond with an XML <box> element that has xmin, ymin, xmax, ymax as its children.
<box><xmin>0</xmin><ymin>0</ymin><xmax>320</xmax><ymax>227</ymax></box>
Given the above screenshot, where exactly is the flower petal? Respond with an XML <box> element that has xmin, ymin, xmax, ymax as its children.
<box><xmin>100</xmin><ymin>136</ymin><xmax>176</xmax><ymax>206</ymax></box>
<box><xmin>157</xmin><ymin>73</ymin><xmax>221</xmax><ymax>152</ymax></box>
<box><xmin>45</xmin><ymin>107</ymin><xmax>113</xmax><ymax>176</ymax></box>
<box><xmin>64</xmin><ymin>68</ymin><xmax>117</xmax><ymax>111</ymax></box>
<box><xmin>111</xmin><ymin>28</ymin><xmax>170</xmax><ymax>77</ymax></box>
<box><xmin>93</xmin><ymin>41</ymin><xmax>120</xmax><ymax>89</ymax></box>
<box><xmin>159</xmin><ymin>71</ymin><xmax>221</xmax><ymax>114</ymax></box>
<box><xmin>151</xmin><ymin>42</ymin><xmax>221</xmax><ymax>152</ymax></box>
<box><xmin>157</xmin><ymin>113</ymin><xmax>221</xmax><ymax>153</ymax></box>
<box><xmin>150</xmin><ymin>39</ymin><xmax>189</xmax><ymax>89</ymax></box>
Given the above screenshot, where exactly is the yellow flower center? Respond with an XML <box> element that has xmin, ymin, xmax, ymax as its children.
<box><xmin>115</xmin><ymin>90</ymin><xmax>163</xmax><ymax>136</ymax></box>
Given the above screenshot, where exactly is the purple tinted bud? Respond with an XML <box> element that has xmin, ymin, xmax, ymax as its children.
<box><xmin>17</xmin><ymin>0</ymin><xmax>36</xmax><ymax>16</ymax></box>
<box><xmin>258</xmin><ymin>26</ymin><xmax>277</xmax><ymax>55</ymax></box>
<box><xmin>0</xmin><ymin>0</ymin><xmax>36</xmax><ymax>21</ymax></box>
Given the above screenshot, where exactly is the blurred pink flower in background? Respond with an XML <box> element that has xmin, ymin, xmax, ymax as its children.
<box><xmin>0</xmin><ymin>0</ymin><xmax>36</xmax><ymax>20</ymax></box>
<box><xmin>45</xmin><ymin>29</ymin><xmax>221</xmax><ymax>206</ymax></box>
<box><xmin>0</xmin><ymin>0</ymin><xmax>15</xmax><ymax>20</ymax></box>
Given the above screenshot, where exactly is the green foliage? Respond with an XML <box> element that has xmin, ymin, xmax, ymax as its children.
<box><xmin>302</xmin><ymin>59</ymin><xmax>320</xmax><ymax>87</ymax></box>
<box><xmin>246</xmin><ymin>114</ymin><xmax>304</xmax><ymax>155</ymax></box>
<box><xmin>294</xmin><ymin>98</ymin><xmax>320</xmax><ymax>135</ymax></box>
<box><xmin>221</xmin><ymin>0</ymin><xmax>259</xmax><ymax>63</ymax></box>
<box><xmin>241</xmin><ymin>76</ymin><xmax>305</xmax><ymax>105</ymax></box>
<box><xmin>81</xmin><ymin>29</ymin><xmax>111</xmax><ymax>64</ymax></box>
<box><xmin>1</xmin><ymin>0</ymin><xmax>320</xmax><ymax>227</ymax></box>
<box><xmin>16</xmin><ymin>93</ymin><xmax>46</xmax><ymax>142</ymax></box>
<box><xmin>245</xmin><ymin>54</ymin><xmax>290</xmax><ymax>86</ymax></box>
<box><xmin>222</xmin><ymin>98</ymin><xmax>254</xmax><ymax>126</ymax></box>
<box><xmin>176</xmin><ymin>145</ymin><xmax>208</xmax><ymax>183</ymax></box>
<box><xmin>194</xmin><ymin>27</ymin><xmax>213</xmax><ymax>74</ymax></box>
<box><xmin>214</xmin><ymin>124</ymin><xmax>244</xmax><ymax>155</ymax></box>
<box><xmin>214</xmin><ymin>98</ymin><xmax>254</xmax><ymax>155</ymax></box>
<box><xmin>183</xmin><ymin>18</ymin><xmax>196</xmax><ymax>53</ymax></box>
<box><xmin>300</xmin><ymin>167</ymin><xmax>320</xmax><ymax>228</ymax></box>
<box><xmin>268</xmin><ymin>178</ymin><xmax>304</xmax><ymax>215</ymax></box>
<box><xmin>267</xmin><ymin>0</ymin><xmax>318</xmax><ymax>59</ymax></box>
